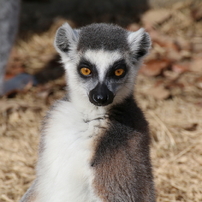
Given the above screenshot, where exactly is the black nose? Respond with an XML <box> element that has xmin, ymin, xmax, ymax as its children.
<box><xmin>93</xmin><ymin>94</ymin><xmax>108</xmax><ymax>105</ymax></box>
<box><xmin>89</xmin><ymin>83</ymin><xmax>114</xmax><ymax>106</ymax></box>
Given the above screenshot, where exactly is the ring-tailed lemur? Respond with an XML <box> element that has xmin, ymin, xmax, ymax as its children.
<box><xmin>20</xmin><ymin>23</ymin><xmax>155</xmax><ymax>202</ymax></box>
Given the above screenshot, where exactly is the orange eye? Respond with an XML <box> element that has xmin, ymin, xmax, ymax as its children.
<box><xmin>114</xmin><ymin>69</ymin><xmax>124</xmax><ymax>76</ymax></box>
<box><xmin>80</xmin><ymin>68</ymin><xmax>92</xmax><ymax>76</ymax></box>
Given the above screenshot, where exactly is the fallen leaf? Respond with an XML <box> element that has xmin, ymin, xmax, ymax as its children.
<box><xmin>180</xmin><ymin>50</ymin><xmax>192</xmax><ymax>59</ymax></box>
<box><xmin>190</xmin><ymin>58</ymin><xmax>202</xmax><ymax>72</ymax></box>
<box><xmin>140</xmin><ymin>59</ymin><xmax>170</xmax><ymax>76</ymax></box>
<box><xmin>166</xmin><ymin>82</ymin><xmax>184</xmax><ymax>96</ymax></box>
<box><xmin>195</xmin><ymin>77</ymin><xmax>202</xmax><ymax>89</ymax></box>
<box><xmin>142</xmin><ymin>9</ymin><xmax>172</xmax><ymax>28</ymax></box>
<box><xmin>147</xmin><ymin>85</ymin><xmax>170</xmax><ymax>100</ymax></box>
<box><xmin>166</xmin><ymin>82</ymin><xmax>184</xmax><ymax>89</ymax></box>
<box><xmin>163</xmin><ymin>71</ymin><xmax>179</xmax><ymax>80</ymax></box>
<box><xmin>155</xmin><ymin>40</ymin><xmax>180</xmax><ymax>52</ymax></box>
<box><xmin>175</xmin><ymin>37</ymin><xmax>191</xmax><ymax>51</ymax></box>
<box><xmin>192</xmin><ymin>42</ymin><xmax>202</xmax><ymax>54</ymax></box>
<box><xmin>172</xmin><ymin>63</ymin><xmax>189</xmax><ymax>74</ymax></box>
<box><xmin>166</xmin><ymin>50</ymin><xmax>182</xmax><ymax>62</ymax></box>
<box><xmin>191</xmin><ymin>8</ymin><xmax>202</xmax><ymax>21</ymax></box>
<box><xmin>149</xmin><ymin>30</ymin><xmax>180</xmax><ymax>52</ymax></box>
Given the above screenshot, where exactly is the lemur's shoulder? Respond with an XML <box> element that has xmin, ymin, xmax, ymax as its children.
<box><xmin>109</xmin><ymin>95</ymin><xmax>149</xmax><ymax>133</ymax></box>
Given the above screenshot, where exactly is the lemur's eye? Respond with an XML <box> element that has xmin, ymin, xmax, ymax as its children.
<box><xmin>80</xmin><ymin>68</ymin><xmax>92</xmax><ymax>76</ymax></box>
<box><xmin>114</xmin><ymin>69</ymin><xmax>125</xmax><ymax>76</ymax></box>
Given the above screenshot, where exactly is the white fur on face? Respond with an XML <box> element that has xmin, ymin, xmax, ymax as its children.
<box><xmin>63</xmin><ymin>50</ymin><xmax>123</xmax><ymax>110</ymax></box>
<box><xmin>83</xmin><ymin>49</ymin><xmax>122</xmax><ymax>82</ymax></box>
<box><xmin>83</xmin><ymin>49</ymin><xmax>137</xmax><ymax>105</ymax></box>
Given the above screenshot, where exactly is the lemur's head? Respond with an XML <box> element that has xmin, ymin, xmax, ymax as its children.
<box><xmin>55</xmin><ymin>23</ymin><xmax>150</xmax><ymax>107</ymax></box>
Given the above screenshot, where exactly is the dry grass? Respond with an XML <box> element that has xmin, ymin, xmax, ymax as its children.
<box><xmin>1</xmin><ymin>2</ymin><xmax>202</xmax><ymax>201</ymax></box>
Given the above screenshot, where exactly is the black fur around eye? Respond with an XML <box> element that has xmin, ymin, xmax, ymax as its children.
<box><xmin>107</xmin><ymin>59</ymin><xmax>127</xmax><ymax>79</ymax></box>
<box><xmin>113</xmin><ymin>67</ymin><xmax>126</xmax><ymax>78</ymax></box>
<box><xmin>78</xmin><ymin>58</ymin><xmax>97</xmax><ymax>78</ymax></box>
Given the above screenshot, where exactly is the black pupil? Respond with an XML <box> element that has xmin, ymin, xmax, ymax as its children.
<box><xmin>84</xmin><ymin>68</ymin><xmax>90</xmax><ymax>74</ymax></box>
<box><xmin>116</xmin><ymin>69</ymin><xmax>122</xmax><ymax>75</ymax></box>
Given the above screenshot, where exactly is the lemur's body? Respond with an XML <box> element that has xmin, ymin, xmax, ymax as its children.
<box><xmin>20</xmin><ymin>23</ymin><xmax>155</xmax><ymax>202</ymax></box>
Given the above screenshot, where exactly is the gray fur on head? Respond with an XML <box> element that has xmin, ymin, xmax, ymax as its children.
<box><xmin>54</xmin><ymin>23</ymin><xmax>151</xmax><ymax>64</ymax></box>
<box><xmin>77</xmin><ymin>23</ymin><xmax>128</xmax><ymax>52</ymax></box>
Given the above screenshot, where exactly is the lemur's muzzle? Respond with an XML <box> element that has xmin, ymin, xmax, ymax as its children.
<box><xmin>89</xmin><ymin>83</ymin><xmax>114</xmax><ymax>106</ymax></box>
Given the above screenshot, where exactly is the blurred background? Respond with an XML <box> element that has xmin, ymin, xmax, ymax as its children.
<box><xmin>0</xmin><ymin>0</ymin><xmax>202</xmax><ymax>201</ymax></box>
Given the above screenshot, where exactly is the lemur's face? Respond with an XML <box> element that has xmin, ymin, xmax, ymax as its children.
<box><xmin>77</xmin><ymin>50</ymin><xmax>133</xmax><ymax>106</ymax></box>
<box><xmin>55</xmin><ymin>23</ymin><xmax>150</xmax><ymax>107</ymax></box>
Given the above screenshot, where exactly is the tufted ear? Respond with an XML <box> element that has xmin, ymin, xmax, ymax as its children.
<box><xmin>127</xmin><ymin>28</ymin><xmax>151</xmax><ymax>62</ymax></box>
<box><xmin>54</xmin><ymin>23</ymin><xmax>80</xmax><ymax>55</ymax></box>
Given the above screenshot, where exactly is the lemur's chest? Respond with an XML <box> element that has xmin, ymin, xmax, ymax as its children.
<box><xmin>37</xmin><ymin>101</ymin><xmax>107</xmax><ymax>202</ymax></box>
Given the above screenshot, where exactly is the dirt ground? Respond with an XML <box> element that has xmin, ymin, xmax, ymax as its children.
<box><xmin>0</xmin><ymin>1</ymin><xmax>202</xmax><ymax>202</ymax></box>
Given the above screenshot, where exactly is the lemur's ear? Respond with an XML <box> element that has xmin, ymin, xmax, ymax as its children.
<box><xmin>127</xmin><ymin>28</ymin><xmax>151</xmax><ymax>62</ymax></box>
<box><xmin>54</xmin><ymin>23</ymin><xmax>80</xmax><ymax>55</ymax></box>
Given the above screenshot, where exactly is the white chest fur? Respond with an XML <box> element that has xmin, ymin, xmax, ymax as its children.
<box><xmin>36</xmin><ymin>100</ymin><xmax>107</xmax><ymax>202</ymax></box>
